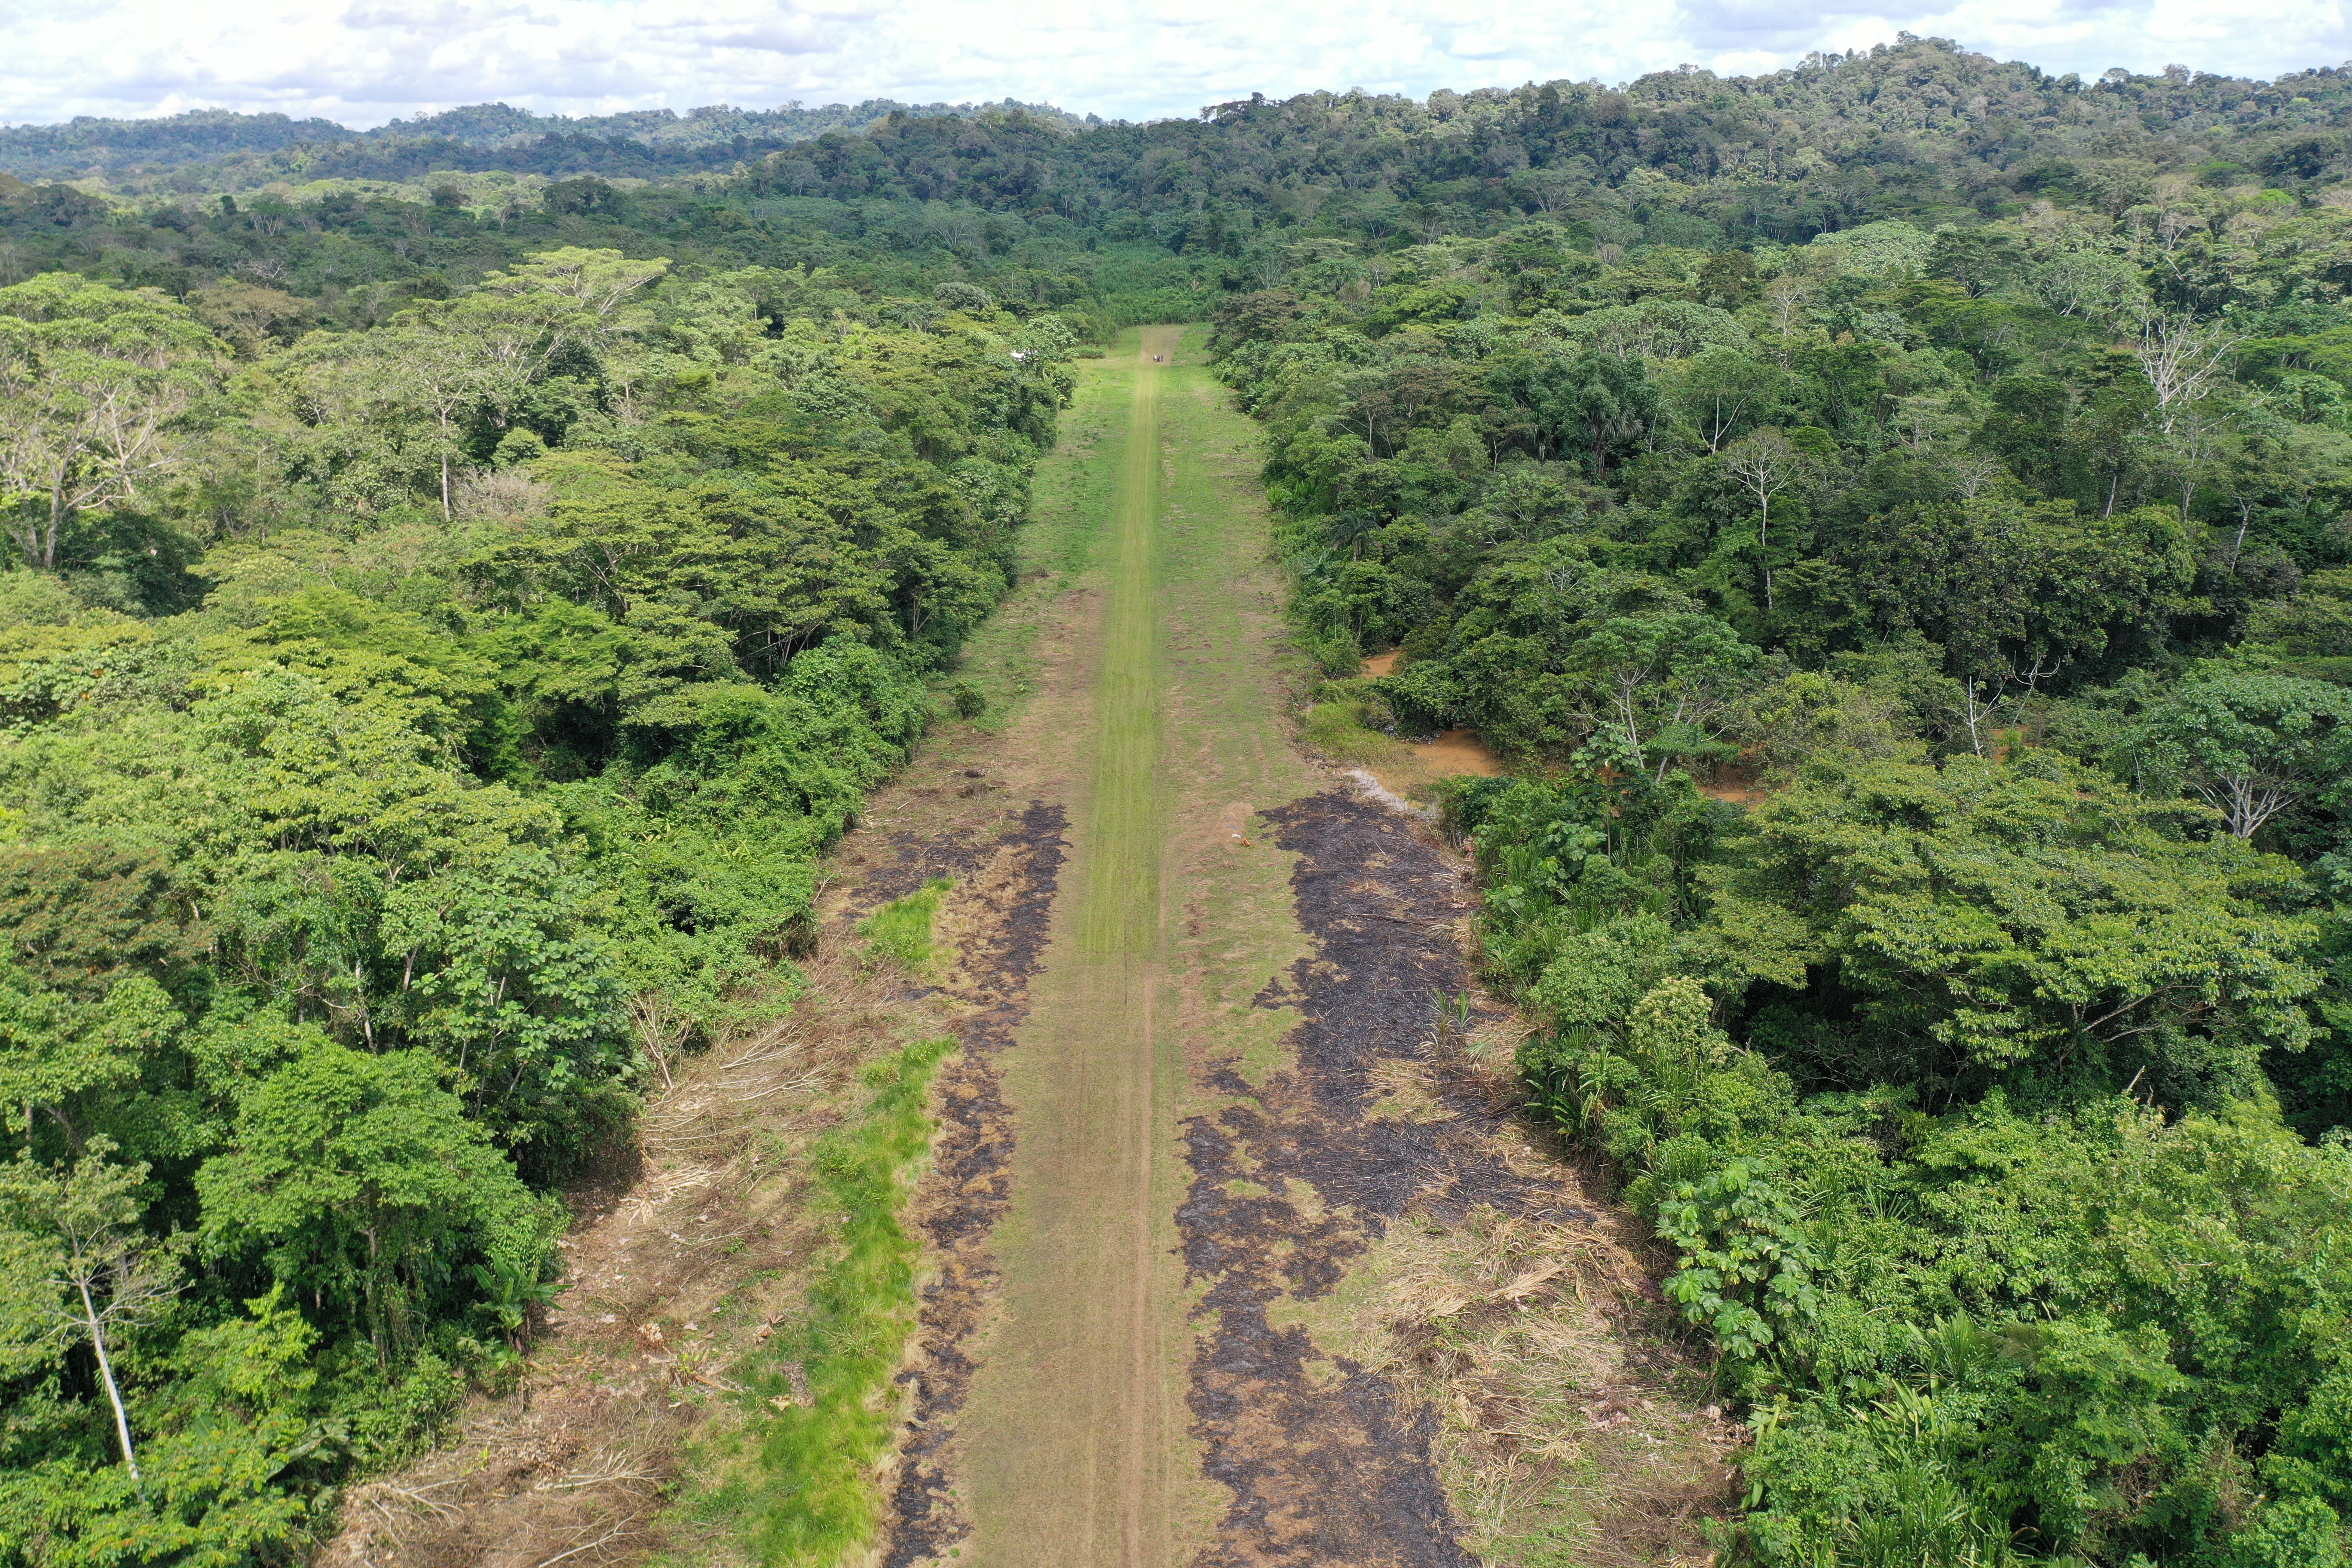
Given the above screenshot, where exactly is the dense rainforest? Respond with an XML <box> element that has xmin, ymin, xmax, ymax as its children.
<box><xmin>0</xmin><ymin>30</ymin><xmax>2349</xmax><ymax>1567</ymax></box>
<box><xmin>0</xmin><ymin>176</ymin><xmax>1089</xmax><ymax>1562</ymax></box>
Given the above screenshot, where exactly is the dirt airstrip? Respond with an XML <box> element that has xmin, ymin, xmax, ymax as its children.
<box><xmin>322</xmin><ymin>329</ymin><xmax>1735</xmax><ymax>1568</ymax></box>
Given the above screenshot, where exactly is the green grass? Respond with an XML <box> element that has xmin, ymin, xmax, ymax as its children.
<box><xmin>1301</xmin><ymin>697</ymin><xmax>1416</xmax><ymax>769</ymax></box>
<box><xmin>856</xmin><ymin>878</ymin><xmax>950</xmax><ymax>973</ymax></box>
<box><xmin>741</xmin><ymin>1034</ymin><xmax>955</xmax><ymax>1564</ymax></box>
<box><xmin>1075</xmin><ymin>329</ymin><xmax>1168</xmax><ymax>957</ymax></box>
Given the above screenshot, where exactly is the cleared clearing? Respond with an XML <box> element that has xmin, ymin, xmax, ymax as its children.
<box><xmin>321</xmin><ymin>328</ymin><xmax>1730</xmax><ymax>1568</ymax></box>
<box><xmin>948</xmin><ymin>326</ymin><xmax>1197</xmax><ymax>1568</ymax></box>
<box><xmin>904</xmin><ymin>328</ymin><xmax>1734</xmax><ymax>1568</ymax></box>
<box><xmin>314</xmin><ymin>328</ymin><xmax>1730</xmax><ymax>1568</ymax></box>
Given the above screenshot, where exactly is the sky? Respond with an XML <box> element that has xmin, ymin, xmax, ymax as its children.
<box><xmin>1</xmin><ymin>0</ymin><xmax>2348</xmax><ymax>130</ymax></box>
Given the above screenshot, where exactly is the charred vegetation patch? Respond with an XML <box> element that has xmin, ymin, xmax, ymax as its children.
<box><xmin>883</xmin><ymin>801</ymin><xmax>1068</xmax><ymax>1568</ymax></box>
<box><xmin>1174</xmin><ymin>789</ymin><xmax>1573</xmax><ymax>1568</ymax></box>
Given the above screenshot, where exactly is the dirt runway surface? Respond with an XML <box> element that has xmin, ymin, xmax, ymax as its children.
<box><xmin>886</xmin><ymin>328</ymin><xmax>1595</xmax><ymax>1568</ymax></box>
<box><xmin>930</xmin><ymin>327</ymin><xmax>1195</xmax><ymax>1568</ymax></box>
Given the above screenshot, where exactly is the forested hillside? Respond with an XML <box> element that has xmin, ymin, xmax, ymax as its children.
<box><xmin>1205</xmin><ymin>56</ymin><xmax>2352</xmax><ymax>1568</ymax></box>
<box><xmin>0</xmin><ymin>99</ymin><xmax>1089</xmax><ymax>187</ymax></box>
<box><xmin>0</xmin><ymin>217</ymin><xmax>1083</xmax><ymax>1555</ymax></box>
<box><xmin>0</xmin><ymin>30</ymin><xmax>2349</xmax><ymax>1568</ymax></box>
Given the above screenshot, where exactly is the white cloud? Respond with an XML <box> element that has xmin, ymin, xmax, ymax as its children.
<box><xmin>0</xmin><ymin>0</ymin><xmax>2347</xmax><ymax>129</ymax></box>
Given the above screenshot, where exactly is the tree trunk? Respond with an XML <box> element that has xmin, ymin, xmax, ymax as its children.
<box><xmin>44</xmin><ymin>482</ymin><xmax>64</xmax><ymax>570</ymax></box>
<box><xmin>77</xmin><ymin>1278</ymin><xmax>139</xmax><ymax>1479</ymax></box>
<box><xmin>364</xmin><ymin>1225</ymin><xmax>384</xmax><ymax>1358</ymax></box>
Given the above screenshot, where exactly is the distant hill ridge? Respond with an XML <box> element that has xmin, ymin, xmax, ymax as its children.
<box><xmin>0</xmin><ymin>98</ymin><xmax>1096</xmax><ymax>181</ymax></box>
<box><xmin>17</xmin><ymin>37</ymin><xmax>2352</xmax><ymax>213</ymax></box>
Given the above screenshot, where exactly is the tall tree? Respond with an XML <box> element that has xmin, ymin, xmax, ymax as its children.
<box><xmin>197</xmin><ymin>1043</ymin><xmax>551</xmax><ymax>1357</ymax></box>
<box><xmin>2125</xmin><ymin>672</ymin><xmax>2352</xmax><ymax>839</ymax></box>
<box><xmin>0</xmin><ymin>1139</ymin><xmax>183</xmax><ymax>1477</ymax></box>
<box><xmin>1721</xmin><ymin>429</ymin><xmax>1817</xmax><ymax>614</ymax></box>
<box><xmin>0</xmin><ymin>274</ymin><xmax>221</xmax><ymax>568</ymax></box>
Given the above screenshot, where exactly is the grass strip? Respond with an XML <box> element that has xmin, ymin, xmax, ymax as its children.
<box><xmin>857</xmin><ymin>878</ymin><xmax>951</xmax><ymax>973</ymax></box>
<box><xmin>742</xmin><ymin>1032</ymin><xmax>954</xmax><ymax>1564</ymax></box>
<box><xmin>1076</xmin><ymin>334</ymin><xmax>1165</xmax><ymax>956</ymax></box>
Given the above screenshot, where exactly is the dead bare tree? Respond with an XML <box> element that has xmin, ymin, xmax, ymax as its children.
<box><xmin>1946</xmin><ymin>452</ymin><xmax>2008</xmax><ymax>499</ymax></box>
<box><xmin>1722</xmin><ymin>430</ymin><xmax>1817</xmax><ymax>613</ymax></box>
<box><xmin>2132</xmin><ymin>314</ymin><xmax>2241</xmax><ymax>437</ymax></box>
<box><xmin>1959</xmin><ymin>672</ymin><xmax>2002</xmax><ymax>758</ymax></box>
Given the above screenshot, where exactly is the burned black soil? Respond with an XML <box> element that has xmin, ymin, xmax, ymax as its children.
<box><xmin>884</xmin><ymin>801</ymin><xmax>1069</xmax><ymax>1568</ymax></box>
<box><xmin>1176</xmin><ymin>788</ymin><xmax>1590</xmax><ymax>1568</ymax></box>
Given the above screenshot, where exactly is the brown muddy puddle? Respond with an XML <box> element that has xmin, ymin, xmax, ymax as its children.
<box><xmin>1418</xmin><ymin>729</ymin><xmax>1504</xmax><ymax>778</ymax></box>
<box><xmin>1357</xmin><ymin>653</ymin><xmax>1506</xmax><ymax>800</ymax></box>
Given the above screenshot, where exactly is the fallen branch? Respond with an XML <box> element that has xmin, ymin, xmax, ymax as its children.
<box><xmin>533</xmin><ymin>1514</ymin><xmax>643</xmax><ymax>1568</ymax></box>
